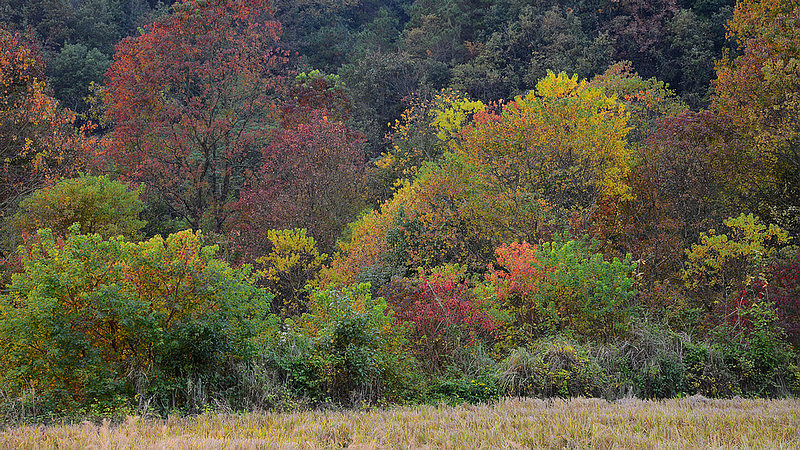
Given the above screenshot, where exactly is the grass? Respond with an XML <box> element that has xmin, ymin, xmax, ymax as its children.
<box><xmin>1</xmin><ymin>396</ymin><xmax>799</xmax><ymax>449</ymax></box>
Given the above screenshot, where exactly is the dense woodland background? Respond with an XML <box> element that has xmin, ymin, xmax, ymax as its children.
<box><xmin>0</xmin><ymin>0</ymin><xmax>799</xmax><ymax>419</ymax></box>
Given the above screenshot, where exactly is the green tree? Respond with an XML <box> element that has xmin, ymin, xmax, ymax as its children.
<box><xmin>50</xmin><ymin>43</ymin><xmax>110</xmax><ymax>111</ymax></box>
<box><xmin>7</xmin><ymin>174</ymin><xmax>145</xmax><ymax>242</ymax></box>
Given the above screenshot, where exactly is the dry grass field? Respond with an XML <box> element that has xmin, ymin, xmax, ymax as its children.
<box><xmin>1</xmin><ymin>396</ymin><xmax>798</xmax><ymax>449</ymax></box>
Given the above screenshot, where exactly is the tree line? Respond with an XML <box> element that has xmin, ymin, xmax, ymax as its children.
<box><xmin>0</xmin><ymin>0</ymin><xmax>798</xmax><ymax>418</ymax></box>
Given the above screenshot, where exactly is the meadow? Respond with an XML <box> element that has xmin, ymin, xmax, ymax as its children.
<box><xmin>2</xmin><ymin>397</ymin><xmax>798</xmax><ymax>449</ymax></box>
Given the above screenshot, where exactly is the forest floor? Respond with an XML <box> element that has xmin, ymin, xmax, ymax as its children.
<box><xmin>1</xmin><ymin>397</ymin><xmax>799</xmax><ymax>449</ymax></box>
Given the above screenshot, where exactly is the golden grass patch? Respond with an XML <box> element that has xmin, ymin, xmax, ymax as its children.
<box><xmin>2</xmin><ymin>397</ymin><xmax>798</xmax><ymax>449</ymax></box>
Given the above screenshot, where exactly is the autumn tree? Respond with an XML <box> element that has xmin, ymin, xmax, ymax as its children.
<box><xmin>457</xmin><ymin>71</ymin><xmax>632</xmax><ymax>240</ymax></box>
<box><xmin>232</xmin><ymin>110</ymin><xmax>366</xmax><ymax>255</ymax></box>
<box><xmin>683</xmin><ymin>213</ymin><xmax>790</xmax><ymax>312</ymax></box>
<box><xmin>325</xmin><ymin>72</ymin><xmax>633</xmax><ymax>286</ymax></box>
<box><xmin>254</xmin><ymin>228</ymin><xmax>328</xmax><ymax>316</ymax></box>
<box><xmin>588</xmin><ymin>61</ymin><xmax>687</xmax><ymax>145</ymax></box>
<box><xmin>105</xmin><ymin>0</ymin><xmax>287</xmax><ymax>233</ymax></box>
<box><xmin>0</xmin><ymin>30</ymin><xmax>85</xmax><ymax>223</ymax></box>
<box><xmin>713</xmin><ymin>0</ymin><xmax>800</xmax><ymax>236</ymax></box>
<box><xmin>376</xmin><ymin>89</ymin><xmax>484</xmax><ymax>189</ymax></box>
<box><xmin>602</xmin><ymin>111</ymin><xmax>730</xmax><ymax>294</ymax></box>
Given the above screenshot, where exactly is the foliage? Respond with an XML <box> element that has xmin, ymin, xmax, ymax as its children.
<box><xmin>713</xmin><ymin>0</ymin><xmax>800</xmax><ymax>236</ymax></box>
<box><xmin>280</xmin><ymin>70</ymin><xmax>350</xmax><ymax>128</ymax></box>
<box><xmin>332</xmin><ymin>71</ymin><xmax>635</xmax><ymax>285</ymax></box>
<box><xmin>683</xmin><ymin>213</ymin><xmax>790</xmax><ymax>311</ymax></box>
<box><xmin>255</xmin><ymin>229</ymin><xmax>328</xmax><ymax>317</ymax></box>
<box><xmin>233</xmin><ymin>111</ymin><xmax>366</xmax><ymax>254</ymax></box>
<box><xmin>450</xmin><ymin>5</ymin><xmax>615</xmax><ymax>103</ymax></box>
<box><xmin>105</xmin><ymin>0</ymin><xmax>287</xmax><ymax>232</ymax></box>
<box><xmin>0</xmin><ymin>227</ymin><xmax>270</xmax><ymax>415</ymax></box>
<box><xmin>499</xmin><ymin>338</ymin><xmax>608</xmax><ymax>398</ymax></box>
<box><xmin>49</xmin><ymin>43</ymin><xmax>110</xmax><ymax>112</ymax></box>
<box><xmin>709</xmin><ymin>300</ymin><xmax>800</xmax><ymax>397</ymax></box>
<box><xmin>381</xmin><ymin>265</ymin><xmax>502</xmax><ymax>373</ymax></box>
<box><xmin>294</xmin><ymin>283</ymin><xmax>413</xmax><ymax>405</ymax></box>
<box><xmin>602</xmin><ymin>324</ymin><xmax>692</xmax><ymax>399</ymax></box>
<box><xmin>486</xmin><ymin>239</ymin><xmax>637</xmax><ymax>342</ymax></box>
<box><xmin>588</xmin><ymin>61</ymin><xmax>688</xmax><ymax>144</ymax></box>
<box><xmin>458</xmin><ymin>71</ymin><xmax>632</xmax><ymax>238</ymax></box>
<box><xmin>0</xmin><ymin>29</ymin><xmax>87</xmax><ymax>221</ymax></box>
<box><xmin>604</xmin><ymin>110</ymin><xmax>730</xmax><ymax>291</ymax></box>
<box><xmin>377</xmin><ymin>89</ymin><xmax>484</xmax><ymax>187</ymax></box>
<box><xmin>766</xmin><ymin>251</ymin><xmax>800</xmax><ymax>346</ymax></box>
<box><xmin>7</xmin><ymin>174</ymin><xmax>145</xmax><ymax>242</ymax></box>
<box><xmin>318</xmin><ymin>183</ymin><xmax>417</xmax><ymax>288</ymax></box>
<box><xmin>427</xmin><ymin>374</ymin><xmax>500</xmax><ymax>405</ymax></box>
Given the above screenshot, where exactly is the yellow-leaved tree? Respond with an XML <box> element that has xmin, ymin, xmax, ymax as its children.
<box><xmin>325</xmin><ymin>72</ymin><xmax>634</xmax><ymax>286</ymax></box>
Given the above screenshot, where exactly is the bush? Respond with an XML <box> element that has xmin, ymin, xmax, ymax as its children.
<box><xmin>0</xmin><ymin>227</ymin><xmax>270</xmax><ymax>417</ymax></box>
<box><xmin>255</xmin><ymin>283</ymin><xmax>414</xmax><ymax>406</ymax></box>
<box><xmin>499</xmin><ymin>337</ymin><xmax>608</xmax><ymax>398</ymax></box>
<box><xmin>7</xmin><ymin>174</ymin><xmax>145</xmax><ymax>242</ymax></box>
<box><xmin>709</xmin><ymin>301</ymin><xmax>800</xmax><ymax>397</ymax></box>
<box><xmin>487</xmin><ymin>239</ymin><xmax>637</xmax><ymax>342</ymax></box>
<box><xmin>381</xmin><ymin>265</ymin><xmax>504</xmax><ymax>374</ymax></box>
<box><xmin>609</xmin><ymin>325</ymin><xmax>689</xmax><ymax>399</ymax></box>
<box><xmin>683</xmin><ymin>340</ymin><xmax>739</xmax><ymax>398</ymax></box>
<box><xmin>427</xmin><ymin>374</ymin><xmax>501</xmax><ymax>405</ymax></box>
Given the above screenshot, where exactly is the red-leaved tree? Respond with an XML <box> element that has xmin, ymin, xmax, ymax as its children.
<box><xmin>105</xmin><ymin>0</ymin><xmax>288</xmax><ymax>232</ymax></box>
<box><xmin>380</xmin><ymin>267</ymin><xmax>500</xmax><ymax>372</ymax></box>
<box><xmin>232</xmin><ymin>110</ymin><xmax>366</xmax><ymax>254</ymax></box>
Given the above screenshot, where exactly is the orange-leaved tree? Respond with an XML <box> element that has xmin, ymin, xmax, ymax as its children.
<box><xmin>0</xmin><ymin>29</ymin><xmax>86</xmax><ymax>222</ymax></box>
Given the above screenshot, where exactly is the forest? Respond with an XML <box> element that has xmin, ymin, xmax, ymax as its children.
<box><xmin>0</xmin><ymin>0</ymin><xmax>798</xmax><ymax>420</ymax></box>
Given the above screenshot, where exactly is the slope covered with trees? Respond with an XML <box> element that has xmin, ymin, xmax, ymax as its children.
<box><xmin>0</xmin><ymin>0</ymin><xmax>798</xmax><ymax>419</ymax></box>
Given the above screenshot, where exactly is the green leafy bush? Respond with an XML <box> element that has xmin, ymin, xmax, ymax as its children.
<box><xmin>486</xmin><ymin>239</ymin><xmax>637</xmax><ymax>342</ymax></box>
<box><xmin>683</xmin><ymin>341</ymin><xmax>739</xmax><ymax>398</ymax></box>
<box><xmin>255</xmin><ymin>284</ymin><xmax>414</xmax><ymax>406</ymax></box>
<box><xmin>7</xmin><ymin>174</ymin><xmax>145</xmax><ymax>242</ymax></box>
<box><xmin>0</xmin><ymin>227</ymin><xmax>270</xmax><ymax>416</ymax></box>
<box><xmin>428</xmin><ymin>374</ymin><xmax>501</xmax><ymax>405</ymax></box>
<box><xmin>709</xmin><ymin>301</ymin><xmax>800</xmax><ymax>397</ymax></box>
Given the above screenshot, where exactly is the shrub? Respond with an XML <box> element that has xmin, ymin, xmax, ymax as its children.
<box><xmin>709</xmin><ymin>301</ymin><xmax>799</xmax><ymax>397</ymax></box>
<box><xmin>262</xmin><ymin>283</ymin><xmax>415</xmax><ymax>406</ymax></box>
<box><xmin>609</xmin><ymin>325</ymin><xmax>689</xmax><ymax>399</ymax></box>
<box><xmin>7</xmin><ymin>174</ymin><xmax>145</xmax><ymax>242</ymax></box>
<box><xmin>0</xmin><ymin>227</ymin><xmax>270</xmax><ymax>416</ymax></box>
<box><xmin>382</xmin><ymin>265</ymin><xmax>503</xmax><ymax>374</ymax></box>
<box><xmin>428</xmin><ymin>374</ymin><xmax>501</xmax><ymax>405</ymax></box>
<box><xmin>499</xmin><ymin>337</ymin><xmax>608</xmax><ymax>398</ymax></box>
<box><xmin>732</xmin><ymin>250</ymin><xmax>800</xmax><ymax>348</ymax></box>
<box><xmin>683</xmin><ymin>340</ymin><xmax>739</xmax><ymax>398</ymax></box>
<box><xmin>487</xmin><ymin>239</ymin><xmax>637</xmax><ymax>342</ymax></box>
